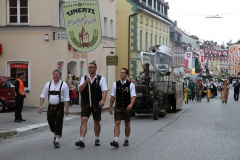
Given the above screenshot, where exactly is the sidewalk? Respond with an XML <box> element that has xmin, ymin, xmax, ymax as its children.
<box><xmin>0</xmin><ymin>99</ymin><xmax>110</xmax><ymax>139</ymax></box>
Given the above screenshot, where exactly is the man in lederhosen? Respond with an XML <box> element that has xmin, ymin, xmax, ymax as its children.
<box><xmin>109</xmin><ymin>68</ymin><xmax>136</xmax><ymax>148</ymax></box>
<box><xmin>75</xmin><ymin>62</ymin><xmax>108</xmax><ymax>148</ymax></box>
<box><xmin>195</xmin><ymin>79</ymin><xmax>203</xmax><ymax>102</ymax></box>
<box><xmin>39</xmin><ymin>69</ymin><xmax>70</xmax><ymax>149</ymax></box>
<box><xmin>14</xmin><ymin>72</ymin><xmax>26</xmax><ymax>122</ymax></box>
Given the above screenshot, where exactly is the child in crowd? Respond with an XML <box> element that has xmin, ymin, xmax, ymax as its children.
<box><xmin>204</xmin><ymin>87</ymin><xmax>211</xmax><ymax>102</ymax></box>
<box><xmin>71</xmin><ymin>86</ymin><xmax>77</xmax><ymax>106</ymax></box>
<box><xmin>184</xmin><ymin>85</ymin><xmax>190</xmax><ymax>104</ymax></box>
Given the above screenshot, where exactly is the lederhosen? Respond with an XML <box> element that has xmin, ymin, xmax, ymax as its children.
<box><xmin>81</xmin><ymin>75</ymin><xmax>102</xmax><ymax>121</ymax></box>
<box><xmin>114</xmin><ymin>80</ymin><xmax>132</xmax><ymax>123</ymax></box>
<box><xmin>47</xmin><ymin>81</ymin><xmax>64</xmax><ymax>136</ymax></box>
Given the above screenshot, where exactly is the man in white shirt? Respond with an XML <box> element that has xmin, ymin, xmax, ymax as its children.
<box><xmin>109</xmin><ymin>68</ymin><xmax>136</xmax><ymax>148</ymax></box>
<box><xmin>39</xmin><ymin>69</ymin><xmax>70</xmax><ymax>149</ymax></box>
<box><xmin>75</xmin><ymin>62</ymin><xmax>108</xmax><ymax>148</ymax></box>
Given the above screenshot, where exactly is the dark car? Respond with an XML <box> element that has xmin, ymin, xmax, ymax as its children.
<box><xmin>0</xmin><ymin>76</ymin><xmax>16</xmax><ymax>112</ymax></box>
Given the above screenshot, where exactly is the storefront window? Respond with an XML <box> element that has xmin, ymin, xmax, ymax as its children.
<box><xmin>10</xmin><ymin>63</ymin><xmax>28</xmax><ymax>87</ymax></box>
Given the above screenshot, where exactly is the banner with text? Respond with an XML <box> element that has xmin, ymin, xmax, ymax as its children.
<box><xmin>63</xmin><ymin>0</ymin><xmax>102</xmax><ymax>52</ymax></box>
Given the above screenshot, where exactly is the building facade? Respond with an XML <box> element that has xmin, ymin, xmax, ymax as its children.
<box><xmin>0</xmin><ymin>0</ymin><xmax>116</xmax><ymax>107</ymax></box>
<box><xmin>115</xmin><ymin>0</ymin><xmax>172</xmax><ymax>80</ymax></box>
<box><xmin>229</xmin><ymin>42</ymin><xmax>240</xmax><ymax>75</ymax></box>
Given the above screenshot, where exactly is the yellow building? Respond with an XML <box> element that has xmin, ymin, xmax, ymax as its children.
<box><xmin>116</xmin><ymin>0</ymin><xmax>172</xmax><ymax>80</ymax></box>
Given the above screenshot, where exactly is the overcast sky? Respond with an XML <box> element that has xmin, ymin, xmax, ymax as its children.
<box><xmin>167</xmin><ymin>0</ymin><xmax>240</xmax><ymax>45</ymax></box>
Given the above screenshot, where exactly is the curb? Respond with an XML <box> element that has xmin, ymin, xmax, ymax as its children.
<box><xmin>0</xmin><ymin>129</ymin><xmax>17</xmax><ymax>138</ymax></box>
<box><xmin>43</xmin><ymin>107</ymin><xmax>110</xmax><ymax>115</ymax></box>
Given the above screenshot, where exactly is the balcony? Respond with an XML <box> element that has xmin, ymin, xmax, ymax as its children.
<box><xmin>139</xmin><ymin>0</ymin><xmax>167</xmax><ymax>18</ymax></box>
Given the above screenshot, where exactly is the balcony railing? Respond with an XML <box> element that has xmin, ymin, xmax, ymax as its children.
<box><xmin>139</xmin><ymin>0</ymin><xmax>167</xmax><ymax>18</ymax></box>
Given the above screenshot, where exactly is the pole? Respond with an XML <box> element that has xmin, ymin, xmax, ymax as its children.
<box><xmin>86</xmin><ymin>53</ymin><xmax>92</xmax><ymax>107</ymax></box>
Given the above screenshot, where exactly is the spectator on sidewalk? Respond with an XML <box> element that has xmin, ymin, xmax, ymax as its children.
<box><xmin>71</xmin><ymin>86</ymin><xmax>77</xmax><ymax>106</ymax></box>
<box><xmin>39</xmin><ymin>69</ymin><xmax>70</xmax><ymax>149</ymax></box>
<box><xmin>75</xmin><ymin>77</ymin><xmax>80</xmax><ymax>105</ymax></box>
<box><xmin>66</xmin><ymin>71</ymin><xmax>74</xmax><ymax>106</ymax></box>
<box><xmin>14</xmin><ymin>72</ymin><xmax>26</xmax><ymax>123</ymax></box>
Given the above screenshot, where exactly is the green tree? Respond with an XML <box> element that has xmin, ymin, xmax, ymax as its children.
<box><xmin>195</xmin><ymin>58</ymin><xmax>201</xmax><ymax>73</ymax></box>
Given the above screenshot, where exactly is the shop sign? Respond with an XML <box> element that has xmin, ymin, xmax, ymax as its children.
<box><xmin>10</xmin><ymin>64</ymin><xmax>28</xmax><ymax>69</ymax></box>
<box><xmin>106</xmin><ymin>56</ymin><xmax>118</xmax><ymax>65</ymax></box>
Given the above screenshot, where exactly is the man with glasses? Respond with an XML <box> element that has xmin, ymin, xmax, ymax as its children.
<box><xmin>75</xmin><ymin>62</ymin><xmax>108</xmax><ymax>148</ymax></box>
<box><xmin>109</xmin><ymin>68</ymin><xmax>136</xmax><ymax>148</ymax></box>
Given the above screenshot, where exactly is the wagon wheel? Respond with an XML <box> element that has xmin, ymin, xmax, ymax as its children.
<box><xmin>153</xmin><ymin>102</ymin><xmax>159</xmax><ymax>120</ymax></box>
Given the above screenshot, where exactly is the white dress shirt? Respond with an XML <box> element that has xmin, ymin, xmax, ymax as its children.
<box><xmin>111</xmin><ymin>80</ymin><xmax>136</xmax><ymax>98</ymax></box>
<box><xmin>40</xmin><ymin>80</ymin><xmax>70</xmax><ymax>105</ymax></box>
<box><xmin>78</xmin><ymin>74</ymin><xmax>108</xmax><ymax>92</ymax></box>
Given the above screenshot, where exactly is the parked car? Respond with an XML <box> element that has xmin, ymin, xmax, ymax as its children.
<box><xmin>0</xmin><ymin>76</ymin><xmax>16</xmax><ymax>112</ymax></box>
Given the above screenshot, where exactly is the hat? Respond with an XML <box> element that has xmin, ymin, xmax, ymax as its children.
<box><xmin>17</xmin><ymin>72</ymin><xmax>25</xmax><ymax>76</ymax></box>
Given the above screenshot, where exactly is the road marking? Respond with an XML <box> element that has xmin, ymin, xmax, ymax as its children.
<box><xmin>16</xmin><ymin>122</ymin><xmax>48</xmax><ymax>132</ymax></box>
<box><xmin>15</xmin><ymin>116</ymin><xmax>75</xmax><ymax>132</ymax></box>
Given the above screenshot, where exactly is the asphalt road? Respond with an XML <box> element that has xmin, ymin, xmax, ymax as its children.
<box><xmin>1</xmin><ymin>87</ymin><xmax>240</xmax><ymax>160</ymax></box>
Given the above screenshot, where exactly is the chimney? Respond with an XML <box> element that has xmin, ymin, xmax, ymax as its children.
<box><xmin>174</xmin><ymin>20</ymin><xmax>177</xmax><ymax>26</ymax></box>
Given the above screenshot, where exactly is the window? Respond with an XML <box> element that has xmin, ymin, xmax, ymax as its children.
<box><xmin>110</xmin><ymin>19</ymin><xmax>114</xmax><ymax>38</ymax></box>
<box><xmin>140</xmin><ymin>15</ymin><xmax>143</xmax><ymax>23</ymax></box>
<box><xmin>151</xmin><ymin>20</ymin><xmax>153</xmax><ymax>27</ymax></box>
<box><xmin>0</xmin><ymin>82</ymin><xmax>8</xmax><ymax>89</ymax></box>
<box><xmin>166</xmin><ymin>38</ymin><xmax>168</xmax><ymax>46</ymax></box>
<box><xmin>160</xmin><ymin>24</ymin><xmax>162</xmax><ymax>30</ymax></box>
<box><xmin>59</xmin><ymin>1</ymin><xmax>65</xmax><ymax>28</ymax></box>
<box><xmin>145</xmin><ymin>30</ymin><xmax>148</xmax><ymax>51</ymax></box>
<box><xmin>104</xmin><ymin>17</ymin><xmax>108</xmax><ymax>36</ymax></box>
<box><xmin>150</xmin><ymin>31</ymin><xmax>153</xmax><ymax>47</ymax></box>
<box><xmin>9</xmin><ymin>63</ymin><xmax>29</xmax><ymax>88</ymax></box>
<box><xmin>235</xmin><ymin>61</ymin><xmax>237</xmax><ymax>65</ymax></box>
<box><xmin>159</xmin><ymin>35</ymin><xmax>161</xmax><ymax>45</ymax></box>
<box><xmin>163</xmin><ymin>37</ymin><xmax>165</xmax><ymax>45</ymax></box>
<box><xmin>163</xmin><ymin>25</ymin><xmax>165</xmax><ymax>31</ymax></box>
<box><xmin>140</xmin><ymin>28</ymin><xmax>143</xmax><ymax>50</ymax></box>
<box><xmin>156</xmin><ymin>22</ymin><xmax>158</xmax><ymax>29</ymax></box>
<box><xmin>235</xmin><ymin>69</ymin><xmax>237</xmax><ymax>74</ymax></box>
<box><xmin>7</xmin><ymin>0</ymin><xmax>28</xmax><ymax>24</ymax></box>
<box><xmin>146</xmin><ymin>18</ymin><xmax>148</xmax><ymax>26</ymax></box>
<box><xmin>155</xmin><ymin>33</ymin><xmax>157</xmax><ymax>45</ymax></box>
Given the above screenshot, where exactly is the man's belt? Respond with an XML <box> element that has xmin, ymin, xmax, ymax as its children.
<box><xmin>49</xmin><ymin>102</ymin><xmax>64</xmax><ymax>106</ymax></box>
<box><xmin>49</xmin><ymin>91</ymin><xmax>60</xmax><ymax>95</ymax></box>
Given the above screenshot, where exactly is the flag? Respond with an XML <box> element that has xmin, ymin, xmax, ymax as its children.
<box><xmin>185</xmin><ymin>52</ymin><xmax>192</xmax><ymax>69</ymax></box>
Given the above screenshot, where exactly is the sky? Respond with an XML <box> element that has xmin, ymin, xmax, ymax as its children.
<box><xmin>166</xmin><ymin>0</ymin><xmax>240</xmax><ymax>45</ymax></box>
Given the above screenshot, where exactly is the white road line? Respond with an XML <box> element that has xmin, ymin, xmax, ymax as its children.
<box><xmin>15</xmin><ymin>117</ymin><xmax>75</xmax><ymax>132</ymax></box>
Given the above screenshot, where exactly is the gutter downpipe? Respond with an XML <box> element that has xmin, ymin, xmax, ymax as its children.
<box><xmin>128</xmin><ymin>12</ymin><xmax>139</xmax><ymax>71</ymax></box>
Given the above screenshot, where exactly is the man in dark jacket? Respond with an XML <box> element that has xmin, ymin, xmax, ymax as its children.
<box><xmin>233</xmin><ymin>80</ymin><xmax>240</xmax><ymax>101</ymax></box>
<box><xmin>14</xmin><ymin>72</ymin><xmax>26</xmax><ymax>122</ymax></box>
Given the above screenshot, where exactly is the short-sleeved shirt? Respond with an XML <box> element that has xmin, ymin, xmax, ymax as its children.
<box><xmin>111</xmin><ymin>80</ymin><xmax>136</xmax><ymax>98</ymax></box>
<box><xmin>78</xmin><ymin>74</ymin><xmax>108</xmax><ymax>92</ymax></box>
<box><xmin>40</xmin><ymin>80</ymin><xmax>70</xmax><ymax>105</ymax></box>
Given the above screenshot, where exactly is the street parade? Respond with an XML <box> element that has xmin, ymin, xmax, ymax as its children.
<box><xmin>1</xmin><ymin>0</ymin><xmax>240</xmax><ymax>160</ymax></box>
